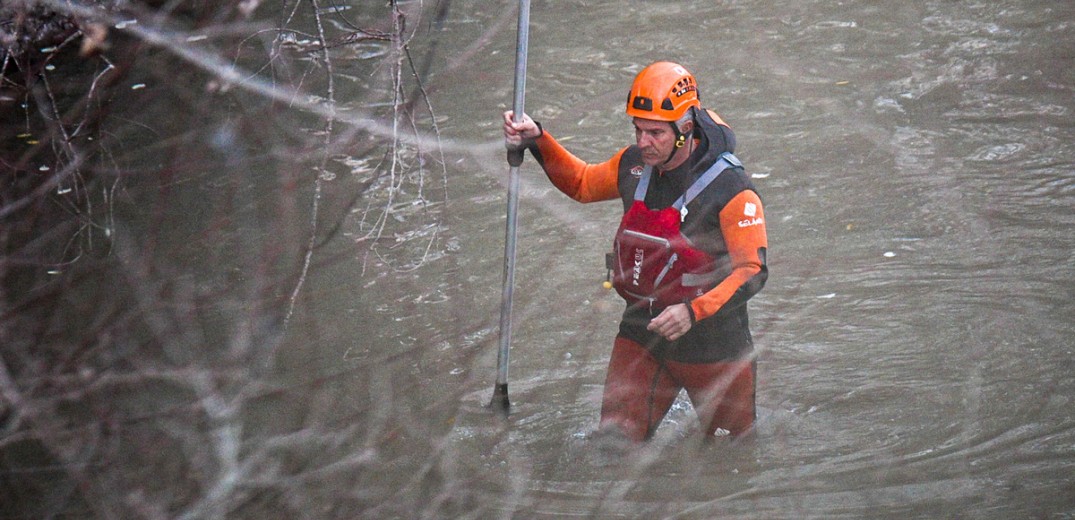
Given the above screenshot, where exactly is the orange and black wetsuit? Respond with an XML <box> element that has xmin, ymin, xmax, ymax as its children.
<box><xmin>524</xmin><ymin>108</ymin><xmax>767</xmax><ymax>440</ymax></box>
<box><xmin>525</xmin><ymin>109</ymin><xmax>768</xmax><ymax>363</ymax></box>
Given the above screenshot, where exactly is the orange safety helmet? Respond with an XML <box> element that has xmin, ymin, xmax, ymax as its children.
<box><xmin>625</xmin><ymin>61</ymin><xmax>700</xmax><ymax>122</ymax></box>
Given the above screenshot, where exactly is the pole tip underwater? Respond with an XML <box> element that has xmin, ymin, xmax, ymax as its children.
<box><xmin>490</xmin><ymin>383</ymin><xmax>511</xmax><ymax>415</ymax></box>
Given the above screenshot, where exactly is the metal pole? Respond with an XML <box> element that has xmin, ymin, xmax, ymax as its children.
<box><xmin>491</xmin><ymin>0</ymin><xmax>530</xmax><ymax>414</ymax></box>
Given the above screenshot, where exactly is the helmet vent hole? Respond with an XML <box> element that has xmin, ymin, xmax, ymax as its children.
<box><xmin>632</xmin><ymin>96</ymin><xmax>653</xmax><ymax>112</ymax></box>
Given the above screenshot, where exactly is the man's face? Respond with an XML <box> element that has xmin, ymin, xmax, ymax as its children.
<box><xmin>633</xmin><ymin>117</ymin><xmax>677</xmax><ymax>166</ymax></box>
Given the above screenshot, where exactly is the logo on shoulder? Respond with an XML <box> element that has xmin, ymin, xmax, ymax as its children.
<box><xmin>630</xmin><ymin>166</ymin><xmax>644</xmax><ymax>178</ymax></box>
<box><xmin>738</xmin><ymin>202</ymin><xmax>763</xmax><ymax>227</ymax></box>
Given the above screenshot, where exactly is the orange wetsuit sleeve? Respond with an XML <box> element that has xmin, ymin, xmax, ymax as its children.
<box><xmin>690</xmin><ymin>190</ymin><xmax>769</xmax><ymax>321</ymax></box>
<box><xmin>530</xmin><ymin>131</ymin><xmax>623</xmax><ymax>203</ymax></box>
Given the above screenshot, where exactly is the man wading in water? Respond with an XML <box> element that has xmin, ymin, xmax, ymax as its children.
<box><xmin>502</xmin><ymin>61</ymin><xmax>768</xmax><ymax>443</ymax></box>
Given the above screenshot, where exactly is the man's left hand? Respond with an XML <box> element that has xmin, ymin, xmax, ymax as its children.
<box><xmin>647</xmin><ymin>303</ymin><xmax>693</xmax><ymax>341</ymax></box>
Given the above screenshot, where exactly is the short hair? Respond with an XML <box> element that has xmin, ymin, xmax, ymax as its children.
<box><xmin>675</xmin><ymin>107</ymin><xmax>695</xmax><ymax>133</ymax></box>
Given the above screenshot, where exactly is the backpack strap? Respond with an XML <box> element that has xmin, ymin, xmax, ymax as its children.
<box><xmin>633</xmin><ymin>153</ymin><xmax>742</xmax><ymax>206</ymax></box>
<box><xmin>673</xmin><ymin>152</ymin><xmax>742</xmax><ymax>210</ymax></box>
<box><xmin>633</xmin><ymin>165</ymin><xmax>654</xmax><ymax>201</ymax></box>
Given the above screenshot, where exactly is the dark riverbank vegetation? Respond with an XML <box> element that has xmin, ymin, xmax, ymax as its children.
<box><xmin>2</xmin><ymin>1</ymin><xmax>489</xmax><ymax>517</ymax></box>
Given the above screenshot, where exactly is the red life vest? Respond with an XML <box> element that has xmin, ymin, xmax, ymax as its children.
<box><xmin>611</xmin><ymin>152</ymin><xmax>741</xmax><ymax>309</ymax></box>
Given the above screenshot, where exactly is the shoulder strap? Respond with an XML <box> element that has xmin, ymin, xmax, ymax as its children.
<box><xmin>672</xmin><ymin>152</ymin><xmax>741</xmax><ymax>210</ymax></box>
<box><xmin>632</xmin><ymin>152</ymin><xmax>742</xmax><ymax>205</ymax></box>
<box><xmin>633</xmin><ymin>165</ymin><xmax>654</xmax><ymax>201</ymax></box>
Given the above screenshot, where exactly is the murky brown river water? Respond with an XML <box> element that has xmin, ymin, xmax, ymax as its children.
<box><xmin>7</xmin><ymin>0</ymin><xmax>1075</xmax><ymax>518</ymax></box>
<box><xmin>299</xmin><ymin>0</ymin><xmax>1075</xmax><ymax>517</ymax></box>
<box><xmin>358</xmin><ymin>1</ymin><xmax>1075</xmax><ymax>517</ymax></box>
